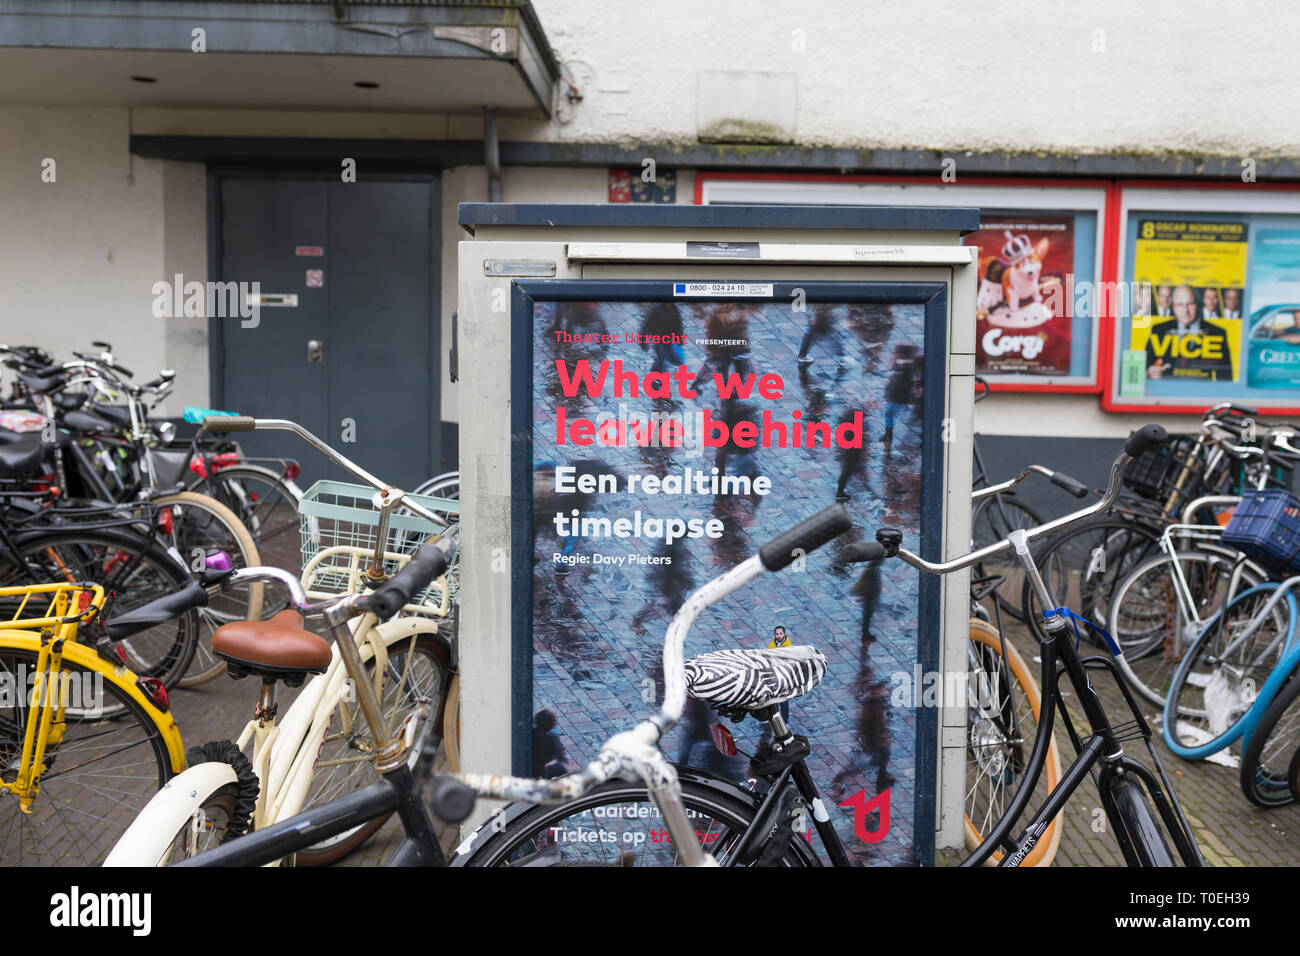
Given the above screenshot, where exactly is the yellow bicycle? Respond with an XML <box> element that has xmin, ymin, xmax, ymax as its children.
<box><xmin>0</xmin><ymin>582</ymin><xmax>185</xmax><ymax>865</ymax></box>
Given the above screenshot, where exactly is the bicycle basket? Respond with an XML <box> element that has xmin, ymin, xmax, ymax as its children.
<box><xmin>1222</xmin><ymin>488</ymin><xmax>1300</xmax><ymax>576</ymax></box>
<box><xmin>1122</xmin><ymin>434</ymin><xmax>1198</xmax><ymax>502</ymax></box>
<box><xmin>298</xmin><ymin>480</ymin><xmax>458</xmax><ymax>617</ymax></box>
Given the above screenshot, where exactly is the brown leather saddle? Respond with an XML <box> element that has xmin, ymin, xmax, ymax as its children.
<box><xmin>212</xmin><ymin>610</ymin><xmax>332</xmax><ymax>687</ymax></box>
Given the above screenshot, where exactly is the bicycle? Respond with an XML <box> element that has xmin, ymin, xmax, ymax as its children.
<box><xmin>452</xmin><ymin>426</ymin><xmax>1203</xmax><ymax>867</ymax></box>
<box><xmin>105</xmin><ymin>414</ymin><xmax>458</xmax><ymax>866</ymax></box>
<box><xmin>1107</xmin><ymin>424</ymin><xmax>1300</xmax><ymax>710</ymax></box>
<box><xmin>0</xmin><ymin>581</ymin><xmax>186</xmax><ymax>865</ymax></box>
<box><xmin>0</xmin><ymin>350</ymin><xmax>266</xmax><ymax>687</ymax></box>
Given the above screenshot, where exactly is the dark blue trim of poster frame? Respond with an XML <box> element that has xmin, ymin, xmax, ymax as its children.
<box><xmin>509</xmin><ymin>279</ymin><xmax>948</xmax><ymax>866</ymax></box>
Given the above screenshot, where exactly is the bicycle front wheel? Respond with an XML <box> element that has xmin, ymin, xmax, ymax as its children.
<box><xmin>1163</xmin><ymin>583</ymin><xmax>1295</xmax><ymax>759</ymax></box>
<box><xmin>0</xmin><ymin>646</ymin><xmax>172</xmax><ymax>866</ymax></box>
<box><xmin>1110</xmin><ymin>549</ymin><xmax>1265</xmax><ymax>709</ymax></box>
<box><xmin>965</xmin><ymin>619</ymin><xmax>1062</xmax><ymax>867</ymax></box>
<box><xmin>455</xmin><ymin>778</ymin><xmax>820</xmax><ymax>867</ymax></box>
<box><xmin>153</xmin><ymin>491</ymin><xmax>264</xmax><ymax>687</ymax></box>
<box><xmin>1240</xmin><ymin>669</ymin><xmax>1300</xmax><ymax>807</ymax></box>
<box><xmin>293</xmin><ymin>631</ymin><xmax>454</xmax><ymax>866</ymax></box>
<box><xmin>1109</xmin><ymin>776</ymin><xmax>1176</xmax><ymax>867</ymax></box>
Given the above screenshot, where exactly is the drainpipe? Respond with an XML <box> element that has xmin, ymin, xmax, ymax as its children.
<box><xmin>483</xmin><ymin>107</ymin><xmax>501</xmax><ymax>202</ymax></box>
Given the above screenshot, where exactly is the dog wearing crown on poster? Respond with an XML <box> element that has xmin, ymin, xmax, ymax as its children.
<box><xmin>977</xmin><ymin>231</ymin><xmax>1060</xmax><ymax>329</ymax></box>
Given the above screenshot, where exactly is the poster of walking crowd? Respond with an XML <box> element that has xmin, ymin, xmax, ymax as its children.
<box><xmin>526</xmin><ymin>293</ymin><xmax>936</xmax><ymax>865</ymax></box>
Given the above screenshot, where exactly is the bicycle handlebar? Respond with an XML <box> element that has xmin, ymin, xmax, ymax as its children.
<box><xmin>203</xmin><ymin>417</ymin><xmax>450</xmax><ymax>529</ymax></box>
<box><xmin>892</xmin><ymin>424</ymin><xmax>1169</xmax><ymax>576</ymax></box>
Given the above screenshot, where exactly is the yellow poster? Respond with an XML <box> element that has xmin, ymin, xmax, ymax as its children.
<box><xmin>1131</xmin><ymin>220</ymin><xmax>1246</xmax><ymax>383</ymax></box>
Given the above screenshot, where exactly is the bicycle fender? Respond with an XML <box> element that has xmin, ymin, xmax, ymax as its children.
<box><xmin>0</xmin><ymin>632</ymin><xmax>186</xmax><ymax>774</ymax></box>
<box><xmin>102</xmin><ymin>761</ymin><xmax>239</xmax><ymax>866</ymax></box>
<box><xmin>446</xmin><ymin>764</ymin><xmax>761</xmax><ymax>866</ymax></box>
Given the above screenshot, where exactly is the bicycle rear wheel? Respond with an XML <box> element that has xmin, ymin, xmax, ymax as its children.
<box><xmin>0</xmin><ymin>646</ymin><xmax>172</xmax><ymax>866</ymax></box>
<box><xmin>191</xmin><ymin>465</ymin><xmax>302</xmax><ymax>581</ymax></box>
<box><xmin>970</xmin><ymin>494</ymin><xmax>1041</xmax><ymax>621</ymax></box>
<box><xmin>965</xmin><ymin>619</ymin><xmax>1062</xmax><ymax>867</ymax></box>
<box><xmin>454</xmin><ymin>778</ymin><xmax>820</xmax><ymax>867</ymax></box>
<box><xmin>1239</xmin><ymin>661</ymin><xmax>1300</xmax><ymax>807</ymax></box>
<box><xmin>1</xmin><ymin>528</ymin><xmax>198</xmax><ymax>691</ymax></box>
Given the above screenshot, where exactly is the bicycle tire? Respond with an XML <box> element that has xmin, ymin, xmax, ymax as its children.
<box><xmin>965</xmin><ymin>619</ymin><xmax>1062</xmax><ymax>867</ymax></box>
<box><xmin>1110</xmin><ymin>549</ymin><xmax>1267</xmax><ymax>710</ymax></box>
<box><xmin>0</xmin><ymin>645</ymin><xmax>172</xmax><ymax>866</ymax></box>
<box><xmin>455</xmin><ymin>777</ymin><xmax>820</xmax><ymax>867</ymax></box>
<box><xmin>1163</xmin><ymin>583</ymin><xmax>1296</xmax><ymax>759</ymax></box>
<box><xmin>971</xmin><ymin>495</ymin><xmax>1042</xmax><ymax>622</ymax></box>
<box><xmin>1022</xmin><ymin>515</ymin><xmax>1163</xmax><ymax>647</ymax></box>
<box><xmin>153</xmin><ymin>491</ymin><xmax>263</xmax><ymax>688</ymax></box>
<box><xmin>1288</xmin><ymin>744</ymin><xmax>1300</xmax><ymax>803</ymax></box>
<box><xmin>189</xmin><ymin>465</ymin><xmax>303</xmax><ymax>581</ymax></box>
<box><xmin>293</xmin><ymin>631</ymin><xmax>454</xmax><ymax>866</ymax></box>
<box><xmin>1239</xmin><ymin>656</ymin><xmax>1300</xmax><ymax>807</ymax></box>
<box><xmin>1</xmin><ymin>527</ymin><xmax>198</xmax><ymax>692</ymax></box>
<box><xmin>1109</xmin><ymin>775</ymin><xmax>1176</xmax><ymax>867</ymax></box>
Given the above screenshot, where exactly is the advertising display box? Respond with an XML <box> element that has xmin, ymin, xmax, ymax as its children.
<box><xmin>457</xmin><ymin>203</ymin><xmax>977</xmax><ymax>862</ymax></box>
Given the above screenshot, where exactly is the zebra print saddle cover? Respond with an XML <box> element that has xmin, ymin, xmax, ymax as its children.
<box><xmin>683</xmin><ymin>646</ymin><xmax>827</xmax><ymax>710</ymax></box>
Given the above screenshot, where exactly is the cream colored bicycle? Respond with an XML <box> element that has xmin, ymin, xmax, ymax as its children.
<box><xmin>104</xmin><ymin>416</ymin><xmax>459</xmax><ymax>866</ymax></box>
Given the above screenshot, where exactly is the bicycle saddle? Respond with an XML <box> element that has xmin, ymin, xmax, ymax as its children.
<box><xmin>62</xmin><ymin>409</ymin><xmax>117</xmax><ymax>435</ymax></box>
<box><xmin>0</xmin><ymin>439</ymin><xmax>44</xmax><ymax>477</ymax></box>
<box><xmin>212</xmin><ymin>610</ymin><xmax>332</xmax><ymax>687</ymax></box>
<box><xmin>684</xmin><ymin>646</ymin><xmax>827</xmax><ymax>710</ymax></box>
<box><xmin>90</xmin><ymin>405</ymin><xmax>133</xmax><ymax>428</ymax></box>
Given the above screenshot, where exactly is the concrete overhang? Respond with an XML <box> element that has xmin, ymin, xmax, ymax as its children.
<box><xmin>0</xmin><ymin>0</ymin><xmax>560</xmax><ymax>116</ymax></box>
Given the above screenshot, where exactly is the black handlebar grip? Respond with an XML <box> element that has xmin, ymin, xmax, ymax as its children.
<box><xmin>758</xmin><ymin>504</ymin><xmax>852</xmax><ymax>571</ymax></box>
<box><xmin>1050</xmin><ymin>471</ymin><xmax>1090</xmax><ymax>499</ymax></box>
<box><xmin>106</xmin><ymin>361</ymin><xmax>134</xmax><ymax>378</ymax></box>
<box><xmin>1123</xmin><ymin>423</ymin><xmax>1169</xmax><ymax>459</ymax></box>
<box><xmin>105</xmin><ymin>580</ymin><xmax>209</xmax><ymax>641</ymax></box>
<box><xmin>357</xmin><ymin>537</ymin><xmax>458</xmax><ymax>619</ymax></box>
<box><xmin>430</xmin><ymin>776</ymin><xmax>476</xmax><ymax>824</ymax></box>
<box><xmin>843</xmin><ymin>542</ymin><xmax>886</xmax><ymax>563</ymax></box>
<box><xmin>203</xmin><ymin>415</ymin><xmax>257</xmax><ymax>432</ymax></box>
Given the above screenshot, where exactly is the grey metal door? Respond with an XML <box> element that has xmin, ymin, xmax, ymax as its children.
<box><xmin>213</xmin><ymin>174</ymin><xmax>438</xmax><ymax>490</ymax></box>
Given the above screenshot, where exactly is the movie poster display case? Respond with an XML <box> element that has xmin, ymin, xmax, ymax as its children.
<box><xmin>456</xmin><ymin>203</ymin><xmax>977</xmax><ymax>863</ymax></box>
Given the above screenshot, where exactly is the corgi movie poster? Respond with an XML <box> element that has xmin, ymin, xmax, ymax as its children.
<box><xmin>523</xmin><ymin>293</ymin><xmax>940</xmax><ymax>865</ymax></box>
<box><xmin>967</xmin><ymin>216</ymin><xmax>1074</xmax><ymax>375</ymax></box>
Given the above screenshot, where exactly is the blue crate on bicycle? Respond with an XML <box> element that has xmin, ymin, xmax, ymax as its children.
<box><xmin>1222</xmin><ymin>488</ymin><xmax>1300</xmax><ymax>576</ymax></box>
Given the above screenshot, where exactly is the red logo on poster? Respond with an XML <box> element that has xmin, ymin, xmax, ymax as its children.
<box><xmin>839</xmin><ymin>788</ymin><xmax>891</xmax><ymax>843</ymax></box>
<box><xmin>305</xmin><ymin>270</ymin><xmax>323</xmax><ymax>288</ymax></box>
<box><xmin>607</xmin><ymin>169</ymin><xmax>631</xmax><ymax>203</ymax></box>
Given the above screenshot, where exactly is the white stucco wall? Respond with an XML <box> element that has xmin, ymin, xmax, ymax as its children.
<box><xmin>0</xmin><ymin>107</ymin><xmax>210</xmax><ymax>416</ymax></box>
<box><xmin>523</xmin><ymin>0</ymin><xmax>1300</xmax><ymax>157</ymax></box>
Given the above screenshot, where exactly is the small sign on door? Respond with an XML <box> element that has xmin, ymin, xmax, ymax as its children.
<box><xmin>305</xmin><ymin>270</ymin><xmax>324</xmax><ymax>288</ymax></box>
